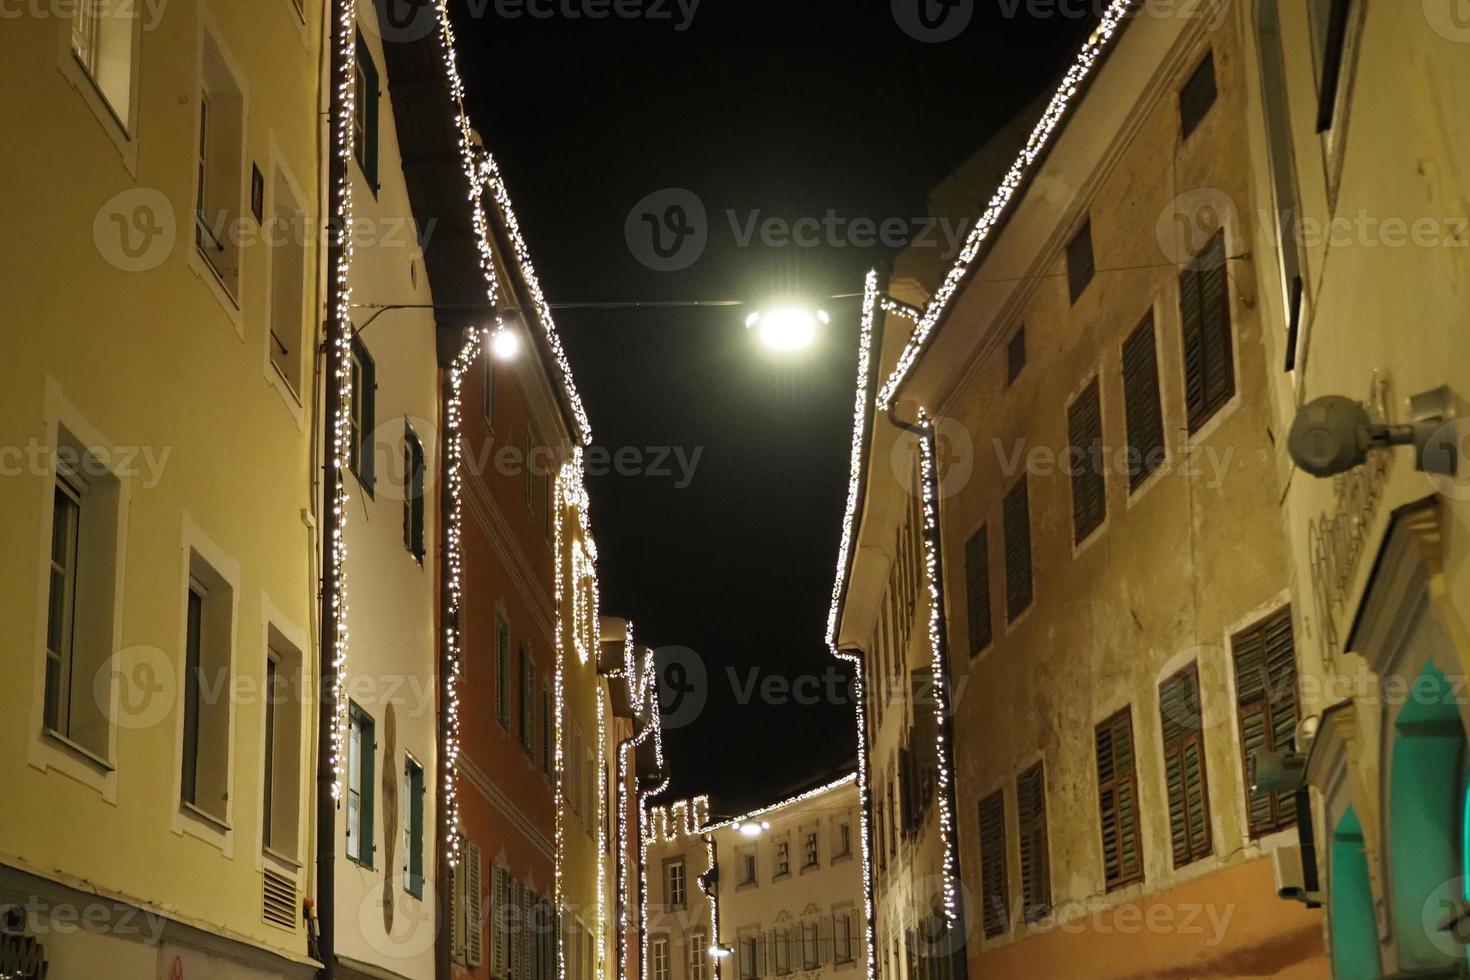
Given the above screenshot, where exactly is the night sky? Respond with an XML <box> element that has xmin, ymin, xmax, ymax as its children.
<box><xmin>455</xmin><ymin>0</ymin><xmax>1096</xmax><ymax>813</ymax></box>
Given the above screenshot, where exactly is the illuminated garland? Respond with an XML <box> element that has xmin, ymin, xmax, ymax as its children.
<box><xmin>879</xmin><ymin>296</ymin><xmax>922</xmax><ymax>322</ymax></box>
<box><xmin>326</xmin><ymin>0</ymin><xmax>360</xmax><ymax>800</ymax></box>
<box><xmin>822</xmin><ymin>273</ymin><xmax>879</xmax><ymax>980</ymax></box>
<box><xmin>914</xmin><ymin>412</ymin><xmax>961</xmax><ymax>925</ymax></box>
<box><xmin>875</xmin><ymin>0</ymin><xmax>1138</xmax><ymax>410</ymax></box>
<box><xmin>698</xmin><ymin>774</ymin><xmax>857</xmax><ymax>834</ymax></box>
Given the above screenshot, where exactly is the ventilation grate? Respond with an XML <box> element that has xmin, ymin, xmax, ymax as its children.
<box><xmin>263</xmin><ymin>868</ymin><xmax>298</xmax><ymax>929</ymax></box>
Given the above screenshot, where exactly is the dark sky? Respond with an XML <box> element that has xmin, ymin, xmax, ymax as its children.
<box><xmin>454</xmin><ymin>0</ymin><xmax>1095</xmax><ymax>814</ymax></box>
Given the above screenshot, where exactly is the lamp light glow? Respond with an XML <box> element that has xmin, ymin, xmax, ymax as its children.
<box><xmin>489</xmin><ymin>325</ymin><xmax>521</xmax><ymax>361</ymax></box>
<box><xmin>745</xmin><ymin>306</ymin><xmax>825</xmax><ymax>352</ymax></box>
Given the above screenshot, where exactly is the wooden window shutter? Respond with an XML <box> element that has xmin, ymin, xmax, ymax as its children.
<box><xmin>1067</xmin><ymin>379</ymin><xmax>1106</xmax><ymax>543</ymax></box>
<box><xmin>1179</xmin><ymin>232</ymin><xmax>1234</xmax><ymax>432</ymax></box>
<box><xmin>1095</xmin><ymin>708</ymin><xmax>1143</xmax><ymax>889</ymax></box>
<box><xmin>466</xmin><ymin>843</ymin><xmax>485</xmax><ymax>967</ymax></box>
<box><xmin>978</xmin><ymin>789</ymin><xmax>1008</xmax><ymax>938</ymax></box>
<box><xmin>1159</xmin><ymin>664</ymin><xmax>1213</xmax><ymax>867</ymax></box>
<box><xmin>1002</xmin><ymin>477</ymin><xmax>1032</xmax><ymax>622</ymax></box>
<box><xmin>1015</xmin><ymin>762</ymin><xmax>1050</xmax><ymax>923</ymax></box>
<box><xmin>1121</xmin><ymin>315</ymin><xmax>1165</xmax><ymax>490</ymax></box>
<box><xmin>451</xmin><ymin>836</ymin><xmax>466</xmax><ymax>963</ymax></box>
<box><xmin>964</xmin><ymin>525</ymin><xmax>991</xmax><ymax>656</ymax></box>
<box><xmin>1232</xmin><ymin>606</ymin><xmax>1300</xmax><ymax>835</ymax></box>
<box><xmin>496</xmin><ymin>618</ymin><xmax>510</xmax><ymax>728</ymax></box>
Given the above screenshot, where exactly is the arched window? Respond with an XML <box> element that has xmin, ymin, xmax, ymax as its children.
<box><xmin>1329</xmin><ymin>807</ymin><xmax>1379</xmax><ymax>979</ymax></box>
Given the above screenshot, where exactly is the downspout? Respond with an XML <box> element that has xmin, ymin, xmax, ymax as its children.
<box><xmin>315</xmin><ymin>0</ymin><xmax>353</xmax><ymax>974</ymax></box>
<box><xmin>434</xmin><ymin>354</ymin><xmax>458</xmax><ymax>980</ymax></box>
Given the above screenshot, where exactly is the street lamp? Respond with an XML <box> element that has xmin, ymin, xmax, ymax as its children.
<box><xmin>744</xmin><ymin>306</ymin><xmax>828</xmax><ymax>353</ymax></box>
<box><xmin>731</xmin><ymin>819</ymin><xmax>770</xmax><ymax>838</ymax></box>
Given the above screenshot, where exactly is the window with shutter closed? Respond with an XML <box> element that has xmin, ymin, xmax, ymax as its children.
<box><xmin>1179</xmin><ymin>232</ymin><xmax>1235</xmax><ymax>432</ymax></box>
<box><xmin>490</xmin><ymin>864</ymin><xmax>508</xmax><ymax>976</ymax></box>
<box><xmin>1095</xmin><ymin>708</ymin><xmax>1144</xmax><ymax>889</ymax></box>
<box><xmin>978</xmin><ymin>789</ymin><xmax>1008</xmax><ymax>938</ymax></box>
<box><xmin>1121</xmin><ymin>314</ymin><xmax>1166</xmax><ymax>490</ymax></box>
<box><xmin>1232</xmin><ymin>606</ymin><xmax>1300</xmax><ymax>835</ymax></box>
<box><xmin>496</xmin><ymin>617</ymin><xmax>511</xmax><ymax>730</ymax></box>
<box><xmin>1015</xmin><ymin>762</ymin><xmax>1050</xmax><ymax>922</ymax></box>
<box><xmin>466</xmin><ymin>841</ymin><xmax>485</xmax><ymax>967</ymax></box>
<box><xmin>964</xmin><ymin>525</ymin><xmax>991</xmax><ymax>656</ymax></box>
<box><xmin>1067</xmin><ymin>379</ymin><xmax>1106</xmax><ymax>543</ymax></box>
<box><xmin>403</xmin><ymin>423</ymin><xmax>426</xmax><ymax>562</ymax></box>
<box><xmin>1160</xmin><ymin>664</ymin><xmax>1213</xmax><ymax>868</ymax></box>
<box><xmin>1002</xmin><ymin>477</ymin><xmax>1032</xmax><ymax>621</ymax></box>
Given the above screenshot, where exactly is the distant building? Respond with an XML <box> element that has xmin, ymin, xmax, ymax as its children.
<box><xmin>642</xmin><ymin>775</ymin><xmax>866</xmax><ymax>980</ymax></box>
<box><xmin>1239</xmin><ymin>2</ymin><xmax>1470</xmax><ymax>976</ymax></box>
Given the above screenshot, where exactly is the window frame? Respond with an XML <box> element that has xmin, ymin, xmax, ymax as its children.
<box><xmin>1066</xmin><ymin>217</ymin><xmax>1095</xmax><ymax>303</ymax></box>
<box><xmin>403</xmin><ymin>422</ymin><xmax>426</xmax><ymax>563</ymax></box>
<box><xmin>352</xmin><ymin>31</ymin><xmax>381</xmax><ymax>193</ymax></box>
<box><xmin>1178</xmin><ymin>49</ymin><xmax>1218</xmax><ymax>140</ymax></box>
<box><xmin>1121</xmin><ymin>313</ymin><xmax>1166</xmax><ymax>492</ymax></box>
<box><xmin>1066</xmin><ymin>378</ymin><xmax>1107</xmax><ymax>545</ymax></box>
<box><xmin>1002</xmin><ymin>477</ymin><xmax>1033</xmax><ymax>623</ymax></box>
<box><xmin>346</xmin><ymin>701</ymin><xmax>376</xmax><ymax>868</ymax></box>
<box><xmin>349</xmin><ymin>334</ymin><xmax>377</xmax><ymax>492</ymax></box>
<box><xmin>1095</xmin><ymin>707</ymin><xmax>1145</xmax><ymax>891</ymax></box>
<box><xmin>403</xmin><ymin>753</ymin><xmax>426</xmax><ymax>897</ymax></box>
<box><xmin>1159</xmin><ymin>663</ymin><xmax>1214</xmax><ymax>868</ymax></box>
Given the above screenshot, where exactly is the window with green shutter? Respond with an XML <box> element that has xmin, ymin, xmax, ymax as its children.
<box><xmin>403</xmin><ymin>755</ymin><xmax>425</xmax><ymax>897</ymax></box>
<box><xmin>1179</xmin><ymin>232</ymin><xmax>1234</xmax><ymax>432</ymax></box>
<box><xmin>352</xmin><ymin>32</ymin><xmax>380</xmax><ymax>192</ymax></box>
<box><xmin>403</xmin><ymin>423</ymin><xmax>426</xmax><ymax>563</ymax></box>
<box><xmin>978</xmin><ymin>789</ymin><xmax>1008</xmax><ymax>938</ymax></box>
<box><xmin>1002</xmin><ymin>478</ymin><xmax>1032</xmax><ymax>622</ymax></box>
<box><xmin>1121</xmin><ymin>314</ymin><xmax>1166</xmax><ymax>490</ymax></box>
<box><xmin>1160</xmin><ymin>664</ymin><xmax>1213</xmax><ymax>868</ymax></box>
<box><xmin>964</xmin><ymin>525</ymin><xmax>991</xmax><ymax>656</ymax></box>
<box><xmin>347</xmin><ymin>702</ymin><xmax>375</xmax><ymax>868</ymax></box>
<box><xmin>1016</xmin><ymin>762</ymin><xmax>1050</xmax><ymax>923</ymax></box>
<box><xmin>349</xmin><ymin>335</ymin><xmax>376</xmax><ymax>491</ymax></box>
<box><xmin>1232</xmin><ymin>606</ymin><xmax>1300</xmax><ymax>836</ymax></box>
<box><xmin>1096</xmin><ymin>708</ymin><xmax>1143</xmax><ymax>889</ymax></box>
<box><xmin>1067</xmin><ymin>379</ymin><xmax>1106</xmax><ymax>543</ymax></box>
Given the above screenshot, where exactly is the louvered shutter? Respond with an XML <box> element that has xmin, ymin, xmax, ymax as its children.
<box><xmin>1180</xmin><ymin>232</ymin><xmax>1234</xmax><ymax>432</ymax></box>
<box><xmin>1002</xmin><ymin>478</ymin><xmax>1032</xmax><ymax>621</ymax></box>
<box><xmin>963</xmin><ymin>526</ymin><xmax>991</xmax><ymax>655</ymax></box>
<box><xmin>1096</xmin><ymin>709</ymin><xmax>1143</xmax><ymax>888</ymax></box>
<box><xmin>1160</xmin><ymin>665</ymin><xmax>1212</xmax><ymax>867</ymax></box>
<box><xmin>978</xmin><ymin>789</ymin><xmax>1008</xmax><ymax>938</ymax></box>
<box><xmin>1121</xmin><ymin>315</ymin><xmax>1165</xmax><ymax>489</ymax></box>
<box><xmin>1067</xmin><ymin>379</ymin><xmax>1106</xmax><ymax>542</ymax></box>
<box><xmin>522</xmin><ymin>882</ymin><xmax>535</xmax><ymax>980</ymax></box>
<box><xmin>451</xmin><ymin>838</ymin><xmax>466</xmax><ymax>964</ymax></box>
<box><xmin>1016</xmin><ymin>762</ymin><xmax>1050</xmax><ymax>923</ymax></box>
<box><xmin>466</xmin><ymin>843</ymin><xmax>485</xmax><ymax>967</ymax></box>
<box><xmin>1233</xmin><ymin>607</ymin><xmax>1300</xmax><ymax>834</ymax></box>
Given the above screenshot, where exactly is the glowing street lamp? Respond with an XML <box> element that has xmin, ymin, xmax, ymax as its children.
<box><xmin>732</xmin><ymin>819</ymin><xmax>770</xmax><ymax>838</ymax></box>
<box><xmin>487</xmin><ymin>323</ymin><xmax>521</xmax><ymax>361</ymax></box>
<box><xmin>744</xmin><ymin>306</ymin><xmax>828</xmax><ymax>352</ymax></box>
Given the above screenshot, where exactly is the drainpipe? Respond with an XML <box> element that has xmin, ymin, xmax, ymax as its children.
<box><xmin>315</xmin><ymin>0</ymin><xmax>354</xmax><ymax>974</ymax></box>
<box><xmin>434</xmin><ymin>357</ymin><xmax>457</xmax><ymax>980</ymax></box>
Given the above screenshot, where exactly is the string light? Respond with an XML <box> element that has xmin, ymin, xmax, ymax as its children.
<box><xmin>876</xmin><ymin>0</ymin><xmax>1138</xmax><ymax>411</ymax></box>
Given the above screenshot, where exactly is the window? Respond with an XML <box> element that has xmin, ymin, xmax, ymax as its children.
<box><xmin>664</xmin><ymin>856</ymin><xmax>686</xmax><ymax>909</ymax></box>
<box><xmin>1006</xmin><ymin>325</ymin><xmax>1026</xmax><ymax>385</ymax></box>
<box><xmin>1066</xmin><ymin>217</ymin><xmax>1095</xmax><ymax>302</ymax></box>
<box><xmin>540</xmin><ymin>685</ymin><xmax>553</xmax><ymax>775</ymax></box>
<box><xmin>774</xmin><ymin>928</ymin><xmax>791</xmax><ymax>975</ymax></box>
<box><xmin>1233</xmin><ymin>607</ymin><xmax>1300</xmax><ymax>836</ymax></box>
<box><xmin>495</xmin><ymin>616</ymin><xmax>511</xmax><ymax>730</ymax></box>
<box><xmin>803</xmin><ymin>831</ymin><xmax>819</xmax><ymax>869</ymax></box>
<box><xmin>353</xmin><ymin>32</ymin><xmax>380</xmax><ymax>190</ymax></box>
<box><xmin>1096</xmin><ymin>708</ymin><xmax>1143</xmax><ymax>889</ymax></box>
<box><xmin>42</xmin><ymin>431</ymin><xmax>122</xmax><ymax>760</ymax></box>
<box><xmin>69</xmin><ymin>0</ymin><xmax>137</xmax><ymax>129</ymax></box>
<box><xmin>452</xmin><ymin>836</ymin><xmax>484</xmax><ymax>966</ymax></box>
<box><xmin>181</xmin><ymin>552</ymin><xmax>234</xmax><ymax>823</ymax></box>
<box><xmin>519</xmin><ymin>646</ymin><xmax>535</xmax><ymax>755</ymax></box>
<box><xmin>801</xmin><ymin>921</ymin><xmax>819</xmax><ymax>970</ymax></box>
<box><xmin>346</xmin><ymin>703</ymin><xmax>375</xmax><ymax>866</ymax></box>
<box><xmin>978</xmin><ymin>789</ymin><xmax>1008</xmax><ymax>939</ymax></box>
<box><xmin>1310</xmin><ymin>0</ymin><xmax>1359</xmax><ymax>134</ymax></box>
<box><xmin>775</xmin><ymin>840</ymin><xmax>790</xmax><ymax>877</ymax></box>
<box><xmin>348</xmin><ymin>335</ymin><xmax>377</xmax><ymax>490</ymax></box>
<box><xmin>403</xmin><ymin>424</ymin><xmax>426</xmax><ymax>562</ymax></box>
<box><xmin>1179</xmin><ymin>231</ymin><xmax>1234</xmax><ymax>433</ymax></box>
<box><xmin>1179</xmin><ymin>50</ymin><xmax>1217</xmax><ymax>139</ymax></box>
<box><xmin>402</xmin><ymin>755</ymin><xmax>425</xmax><ymax>897</ymax></box>
<box><xmin>1121</xmin><ymin>314</ymin><xmax>1165</xmax><ymax>490</ymax></box>
<box><xmin>268</xmin><ymin>171</ymin><xmax>306</xmax><ymax>396</ymax></box>
<box><xmin>524</xmin><ymin>428</ymin><xmax>536</xmax><ymax>512</ymax></box>
<box><xmin>195</xmin><ymin>32</ymin><xmax>245</xmax><ymax>299</ymax></box>
<box><xmin>1002</xmin><ymin>478</ymin><xmax>1032</xmax><ymax>622</ymax></box>
<box><xmin>263</xmin><ymin>631</ymin><xmax>303</xmax><ymax>858</ymax></box>
<box><xmin>690</xmin><ymin>929</ymin><xmax>709</xmax><ymax>980</ymax></box>
<box><xmin>834</xmin><ymin>909</ymin><xmax>855</xmax><ymax>964</ymax></box>
<box><xmin>1067</xmin><ymin>379</ymin><xmax>1106</xmax><ymax>544</ymax></box>
<box><xmin>739</xmin><ymin>934</ymin><xmax>758</xmax><ymax>980</ymax></box>
<box><xmin>1160</xmin><ymin>664</ymin><xmax>1213</xmax><ymax>867</ymax></box>
<box><xmin>1016</xmin><ymin>763</ymin><xmax>1050</xmax><ymax>923</ymax></box>
<box><xmin>652</xmin><ymin>937</ymin><xmax>670</xmax><ymax>980</ymax></box>
<box><xmin>835</xmin><ymin>821</ymin><xmax>852</xmax><ymax>859</ymax></box>
<box><xmin>740</xmin><ymin>852</ymin><xmax>757</xmax><ymax>887</ymax></box>
<box><xmin>964</xmin><ymin>524</ymin><xmax>992</xmax><ymax>656</ymax></box>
